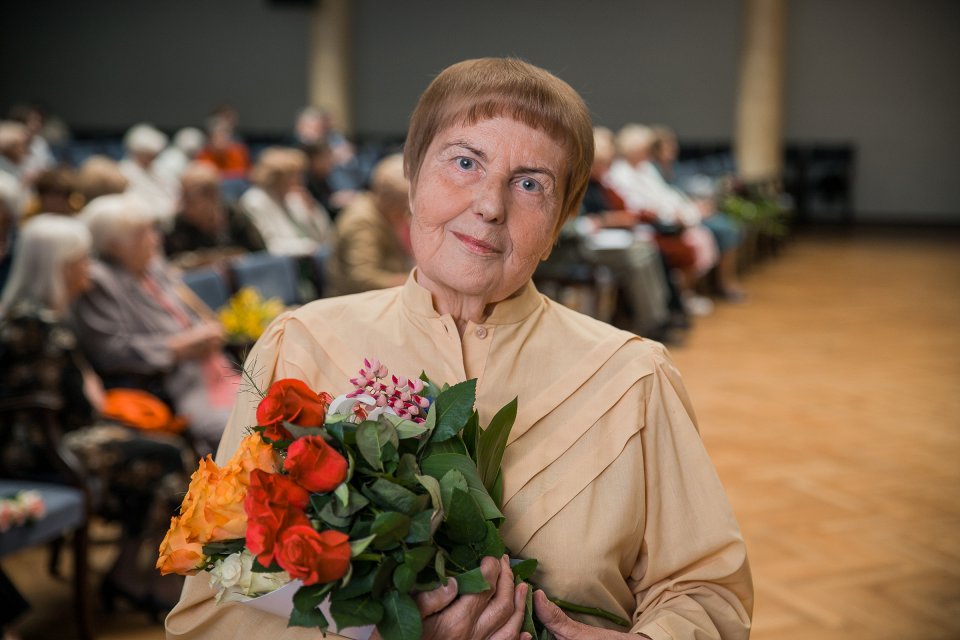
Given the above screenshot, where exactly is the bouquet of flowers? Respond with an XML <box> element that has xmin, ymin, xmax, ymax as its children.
<box><xmin>0</xmin><ymin>490</ymin><xmax>45</xmax><ymax>533</ymax></box>
<box><xmin>158</xmin><ymin>358</ymin><xmax>627</xmax><ymax>639</ymax></box>
<box><xmin>218</xmin><ymin>287</ymin><xmax>285</xmax><ymax>343</ymax></box>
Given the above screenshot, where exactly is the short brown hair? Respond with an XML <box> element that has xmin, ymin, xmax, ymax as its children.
<box><xmin>404</xmin><ymin>58</ymin><xmax>593</xmax><ymax>234</ymax></box>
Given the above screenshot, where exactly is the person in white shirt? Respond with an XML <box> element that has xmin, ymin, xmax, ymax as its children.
<box><xmin>238</xmin><ymin>147</ymin><xmax>333</xmax><ymax>257</ymax></box>
<box><xmin>119</xmin><ymin>124</ymin><xmax>179</xmax><ymax>229</ymax></box>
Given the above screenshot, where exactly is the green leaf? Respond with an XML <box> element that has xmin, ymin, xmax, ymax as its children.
<box><xmin>317</xmin><ymin>500</ymin><xmax>352</xmax><ymax>528</ymax></box>
<box><xmin>442</xmin><ymin>488</ymin><xmax>487</xmax><ymax>543</ymax></box>
<box><xmin>522</xmin><ymin>583</ymin><xmax>537</xmax><ymax>636</ymax></box>
<box><xmin>356</xmin><ymin>419</ymin><xmax>399</xmax><ymax>471</ymax></box>
<box><xmin>448</xmin><ymin>544</ymin><xmax>479</xmax><ymax>571</ymax></box>
<box><xmin>372</xmin><ymin>556</ymin><xmax>399</xmax><ymax>598</ymax></box>
<box><xmin>418</xmin><ymin>371</ymin><xmax>442</xmax><ymax>399</ymax></box>
<box><xmin>415</xmin><ymin>474</ymin><xmax>443</xmax><ymax>512</ymax></box>
<box><xmin>474</xmin><ymin>521</ymin><xmax>506</xmax><ymax>558</ymax></box>
<box><xmin>434</xmin><ymin>550</ymin><xmax>446</xmax><ymax>579</ymax></box>
<box><xmin>421</xmin><ymin>453</ymin><xmax>504</xmax><ymax>522</ymax></box>
<box><xmin>404</xmin><ymin>546</ymin><xmax>435</xmax><ymax>572</ymax></box>
<box><xmin>289</xmin><ymin>582</ymin><xmax>334</xmax><ymax>629</ymax></box>
<box><xmin>511</xmin><ymin>558</ymin><xmax>539</xmax><ymax>582</ymax></box>
<box><xmin>438</xmin><ymin>469</ymin><xmax>469</xmax><ymax>514</ymax></box>
<box><xmin>201</xmin><ymin>538</ymin><xmax>245</xmax><ymax>557</ymax></box>
<box><xmin>422</xmin><ymin>438</ymin><xmax>469</xmax><ymax>457</ymax></box>
<box><xmin>367</xmin><ymin>478</ymin><xmax>424</xmax><ymax>515</ymax></box>
<box><xmin>350</xmin><ymin>534</ymin><xmax>377</xmax><ymax>557</ymax></box>
<box><xmin>428</xmin><ymin>379</ymin><xmax>477</xmax><ymax>443</ymax></box>
<box><xmin>284</xmin><ymin>422</ymin><xmax>329</xmax><ymax>440</ymax></box>
<box><xmin>404</xmin><ymin>509</ymin><xmax>433</xmax><ymax>544</ymax></box>
<box><xmin>370</xmin><ymin>511</ymin><xmax>411</xmax><ymax>549</ymax></box>
<box><xmin>396</xmin><ymin>453</ymin><xmax>420</xmax><ymax>484</ymax></box>
<box><xmin>334</xmin><ymin>483</ymin><xmax>350</xmax><ymax>507</ymax></box>
<box><xmin>453</xmin><ymin>566</ymin><xmax>490</xmax><ymax>594</ymax></box>
<box><xmin>392</xmin><ymin>563</ymin><xmax>416</xmax><ymax>593</ymax></box>
<box><xmin>379</xmin><ymin>591</ymin><xmax>423</xmax><ymax>640</ymax></box>
<box><xmin>461</xmin><ymin>410</ymin><xmax>480</xmax><ymax>460</ymax></box>
<box><xmin>382</xmin><ymin>413</ymin><xmax>430</xmax><ymax>440</ymax></box>
<box><xmin>333</xmin><ymin>565</ymin><xmax>377</xmax><ymax>600</ymax></box>
<box><xmin>477</xmin><ymin>397</ymin><xmax>517</xmax><ymax>496</ymax></box>
<box><xmin>329</xmin><ymin>596</ymin><xmax>384</xmax><ymax>629</ymax></box>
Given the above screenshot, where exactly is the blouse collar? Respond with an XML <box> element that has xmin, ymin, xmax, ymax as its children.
<box><xmin>400</xmin><ymin>269</ymin><xmax>543</xmax><ymax>326</ymax></box>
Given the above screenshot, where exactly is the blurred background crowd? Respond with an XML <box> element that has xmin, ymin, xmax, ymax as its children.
<box><xmin>0</xmin><ymin>1</ymin><xmax>957</xmax><ymax>639</ymax></box>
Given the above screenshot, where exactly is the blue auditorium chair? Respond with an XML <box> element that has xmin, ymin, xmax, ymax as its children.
<box><xmin>229</xmin><ymin>252</ymin><xmax>300</xmax><ymax>306</ymax></box>
<box><xmin>181</xmin><ymin>267</ymin><xmax>231</xmax><ymax>311</ymax></box>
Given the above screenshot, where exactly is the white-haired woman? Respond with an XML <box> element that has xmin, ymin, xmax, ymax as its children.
<box><xmin>119</xmin><ymin>123</ymin><xmax>179</xmax><ymax>228</ymax></box>
<box><xmin>239</xmin><ymin>146</ymin><xmax>333</xmax><ymax>257</ymax></box>
<box><xmin>0</xmin><ymin>215</ymin><xmax>188</xmax><ymax>619</ymax></box>
<box><xmin>73</xmin><ymin>194</ymin><xmax>237</xmax><ymax>455</ymax></box>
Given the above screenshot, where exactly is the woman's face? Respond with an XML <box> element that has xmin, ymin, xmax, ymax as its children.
<box><xmin>112</xmin><ymin>223</ymin><xmax>159</xmax><ymax>276</ymax></box>
<box><xmin>62</xmin><ymin>254</ymin><xmax>91</xmax><ymax>301</ymax></box>
<box><xmin>410</xmin><ymin>117</ymin><xmax>567</xmax><ymax>302</ymax></box>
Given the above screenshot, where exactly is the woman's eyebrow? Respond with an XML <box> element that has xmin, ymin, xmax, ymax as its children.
<box><xmin>442</xmin><ymin>141</ymin><xmax>486</xmax><ymax>160</ymax></box>
<box><xmin>515</xmin><ymin>166</ymin><xmax>557</xmax><ymax>183</ymax></box>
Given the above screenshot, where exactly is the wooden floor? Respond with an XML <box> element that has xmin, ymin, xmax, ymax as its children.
<box><xmin>3</xmin><ymin>228</ymin><xmax>959</xmax><ymax>639</ymax></box>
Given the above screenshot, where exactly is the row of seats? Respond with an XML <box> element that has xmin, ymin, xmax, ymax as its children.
<box><xmin>180</xmin><ymin>248</ymin><xmax>329</xmax><ymax>310</ymax></box>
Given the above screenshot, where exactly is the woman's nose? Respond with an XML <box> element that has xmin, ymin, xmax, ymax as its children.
<box><xmin>473</xmin><ymin>179</ymin><xmax>507</xmax><ymax>224</ymax></box>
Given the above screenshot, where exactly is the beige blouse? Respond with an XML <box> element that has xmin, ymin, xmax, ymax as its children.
<box><xmin>165</xmin><ymin>273</ymin><xmax>753</xmax><ymax>639</ymax></box>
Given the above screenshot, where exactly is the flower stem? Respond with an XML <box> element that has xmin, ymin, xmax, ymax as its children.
<box><xmin>549</xmin><ymin>597</ymin><xmax>631</xmax><ymax>627</ymax></box>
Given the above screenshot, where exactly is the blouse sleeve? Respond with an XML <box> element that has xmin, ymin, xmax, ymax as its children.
<box><xmin>164</xmin><ymin>312</ymin><xmax>353</xmax><ymax>640</ymax></box>
<box><xmin>629</xmin><ymin>348</ymin><xmax>753</xmax><ymax>639</ymax></box>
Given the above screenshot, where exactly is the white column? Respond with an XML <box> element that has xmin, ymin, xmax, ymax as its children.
<box><xmin>734</xmin><ymin>0</ymin><xmax>788</xmax><ymax>182</ymax></box>
<box><xmin>308</xmin><ymin>0</ymin><xmax>353</xmax><ymax>135</ymax></box>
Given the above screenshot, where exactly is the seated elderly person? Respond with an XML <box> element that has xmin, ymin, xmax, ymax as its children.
<box><xmin>28</xmin><ymin>166</ymin><xmax>80</xmax><ymax>216</ymax></box>
<box><xmin>0</xmin><ymin>121</ymin><xmax>29</xmax><ymax>183</ymax></box>
<box><xmin>0</xmin><ymin>214</ymin><xmax>188</xmax><ymax>615</ymax></box>
<box><xmin>650</xmin><ymin>126</ymin><xmax>746</xmax><ymax>300</ymax></box>
<box><xmin>167</xmin><ymin>57</ymin><xmax>751</xmax><ymax>640</ymax></box>
<box><xmin>238</xmin><ymin>147</ymin><xmax>333</xmax><ymax>257</ymax></box>
<box><xmin>302</xmin><ymin>140</ymin><xmax>357</xmax><ymax>219</ymax></box>
<box><xmin>76</xmin><ymin>155</ymin><xmax>129</xmax><ymax>205</ymax></box>
<box><xmin>164</xmin><ymin>162</ymin><xmax>265</xmax><ymax>269</ymax></box>
<box><xmin>73</xmin><ymin>194</ymin><xmax>238</xmax><ymax>455</ymax></box>
<box><xmin>607</xmin><ymin>124</ymin><xmax>719</xmax><ymax>315</ymax></box>
<box><xmin>326</xmin><ymin>153</ymin><xmax>413</xmax><ymax>296</ymax></box>
<box><xmin>197</xmin><ymin>116</ymin><xmax>250</xmax><ymax>181</ymax></box>
<box><xmin>154</xmin><ymin>127</ymin><xmax>206</xmax><ymax>189</ymax></box>
<box><xmin>120</xmin><ymin>124</ymin><xmax>179</xmax><ymax>228</ymax></box>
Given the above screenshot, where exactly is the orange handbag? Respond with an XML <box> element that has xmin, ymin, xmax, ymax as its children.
<box><xmin>101</xmin><ymin>389</ymin><xmax>187</xmax><ymax>434</ymax></box>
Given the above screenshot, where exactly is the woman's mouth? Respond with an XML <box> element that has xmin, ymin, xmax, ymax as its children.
<box><xmin>453</xmin><ymin>232</ymin><xmax>501</xmax><ymax>255</ymax></box>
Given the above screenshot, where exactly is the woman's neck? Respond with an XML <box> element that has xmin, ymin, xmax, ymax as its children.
<box><xmin>415</xmin><ymin>271</ymin><xmax>524</xmax><ymax>337</ymax></box>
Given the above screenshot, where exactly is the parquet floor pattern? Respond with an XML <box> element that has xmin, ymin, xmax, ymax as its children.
<box><xmin>4</xmin><ymin>229</ymin><xmax>959</xmax><ymax>639</ymax></box>
<box><xmin>669</xmin><ymin>230</ymin><xmax>960</xmax><ymax>640</ymax></box>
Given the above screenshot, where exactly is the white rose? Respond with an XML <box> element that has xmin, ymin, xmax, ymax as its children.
<box><xmin>218</xmin><ymin>552</ymin><xmax>244</xmax><ymax>588</ymax></box>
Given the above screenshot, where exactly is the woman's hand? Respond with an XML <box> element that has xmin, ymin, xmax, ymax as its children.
<box><xmin>168</xmin><ymin>321</ymin><xmax>224</xmax><ymax>362</ymax></box>
<box><xmin>372</xmin><ymin>555</ymin><xmax>529</xmax><ymax>640</ymax></box>
<box><xmin>533</xmin><ymin>590</ymin><xmax>638</xmax><ymax>640</ymax></box>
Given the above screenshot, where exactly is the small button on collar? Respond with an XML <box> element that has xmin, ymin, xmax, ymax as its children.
<box><xmin>474</xmin><ymin>326</ymin><xmax>488</xmax><ymax>339</ymax></box>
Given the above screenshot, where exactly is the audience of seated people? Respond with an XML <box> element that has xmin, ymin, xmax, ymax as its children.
<box><xmin>0</xmin><ymin>215</ymin><xmax>188</xmax><ymax>620</ymax></box>
<box><xmin>326</xmin><ymin>153</ymin><xmax>414</xmax><ymax>296</ymax></box>
<box><xmin>73</xmin><ymin>193</ymin><xmax>238</xmax><ymax>456</ymax></box>
<box><xmin>0</xmin><ymin>103</ymin><xmax>779</xmax><ymax>635</ymax></box>
<box><xmin>164</xmin><ymin>161</ymin><xmax>265</xmax><ymax>270</ymax></box>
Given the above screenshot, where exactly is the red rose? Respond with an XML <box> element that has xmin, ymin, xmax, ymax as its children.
<box><xmin>275</xmin><ymin>525</ymin><xmax>351</xmax><ymax>586</ymax></box>
<box><xmin>244</xmin><ymin>469</ymin><xmax>311</xmax><ymax>567</ymax></box>
<box><xmin>284</xmin><ymin>436</ymin><xmax>348</xmax><ymax>493</ymax></box>
<box><xmin>256</xmin><ymin>379</ymin><xmax>333</xmax><ymax>441</ymax></box>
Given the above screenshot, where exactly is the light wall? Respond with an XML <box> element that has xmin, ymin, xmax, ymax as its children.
<box><xmin>1</xmin><ymin>0</ymin><xmax>957</xmax><ymax>221</ymax></box>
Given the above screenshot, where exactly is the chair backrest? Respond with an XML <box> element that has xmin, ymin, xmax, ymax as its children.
<box><xmin>181</xmin><ymin>267</ymin><xmax>231</xmax><ymax>311</ymax></box>
<box><xmin>230</xmin><ymin>252</ymin><xmax>299</xmax><ymax>306</ymax></box>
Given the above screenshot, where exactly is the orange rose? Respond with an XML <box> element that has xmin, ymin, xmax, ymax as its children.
<box><xmin>179</xmin><ymin>456</ymin><xmax>248</xmax><ymax>543</ymax></box>
<box><xmin>156</xmin><ymin>515</ymin><xmax>206</xmax><ymax>575</ymax></box>
<box><xmin>226</xmin><ymin>433</ymin><xmax>280</xmax><ymax>485</ymax></box>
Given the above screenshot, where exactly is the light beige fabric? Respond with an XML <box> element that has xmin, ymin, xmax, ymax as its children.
<box><xmin>326</xmin><ymin>192</ymin><xmax>412</xmax><ymax>296</ymax></box>
<box><xmin>165</xmin><ymin>272</ymin><xmax>752</xmax><ymax>639</ymax></box>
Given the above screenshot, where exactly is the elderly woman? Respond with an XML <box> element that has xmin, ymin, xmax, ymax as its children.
<box><xmin>0</xmin><ymin>215</ymin><xmax>188</xmax><ymax>616</ymax></box>
<box><xmin>72</xmin><ymin>194</ymin><xmax>237</xmax><ymax>455</ymax></box>
<box><xmin>120</xmin><ymin>124</ymin><xmax>179</xmax><ymax>228</ymax></box>
<box><xmin>238</xmin><ymin>147</ymin><xmax>333</xmax><ymax>257</ymax></box>
<box><xmin>166</xmin><ymin>58</ymin><xmax>751</xmax><ymax>640</ymax></box>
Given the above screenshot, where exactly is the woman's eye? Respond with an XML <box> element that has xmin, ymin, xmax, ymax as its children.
<box><xmin>456</xmin><ymin>157</ymin><xmax>476</xmax><ymax>171</ymax></box>
<box><xmin>518</xmin><ymin>177</ymin><xmax>542</xmax><ymax>193</ymax></box>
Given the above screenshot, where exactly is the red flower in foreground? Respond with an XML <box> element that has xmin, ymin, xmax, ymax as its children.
<box><xmin>276</xmin><ymin>525</ymin><xmax>351</xmax><ymax>586</ymax></box>
<box><xmin>256</xmin><ymin>379</ymin><xmax>333</xmax><ymax>441</ymax></box>
<box><xmin>244</xmin><ymin>469</ymin><xmax>311</xmax><ymax>567</ymax></box>
<box><xmin>284</xmin><ymin>435</ymin><xmax>348</xmax><ymax>494</ymax></box>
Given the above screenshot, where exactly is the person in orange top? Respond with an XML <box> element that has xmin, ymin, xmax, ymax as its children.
<box><xmin>197</xmin><ymin>117</ymin><xmax>251</xmax><ymax>181</ymax></box>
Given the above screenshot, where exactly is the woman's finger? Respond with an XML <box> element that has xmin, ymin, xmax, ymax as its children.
<box><xmin>414</xmin><ymin>577</ymin><xmax>458</xmax><ymax>618</ymax></box>
<box><xmin>486</xmin><ymin>581</ymin><xmax>529</xmax><ymax>640</ymax></box>
<box><xmin>475</xmin><ymin>555</ymin><xmax>520</xmax><ymax>632</ymax></box>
